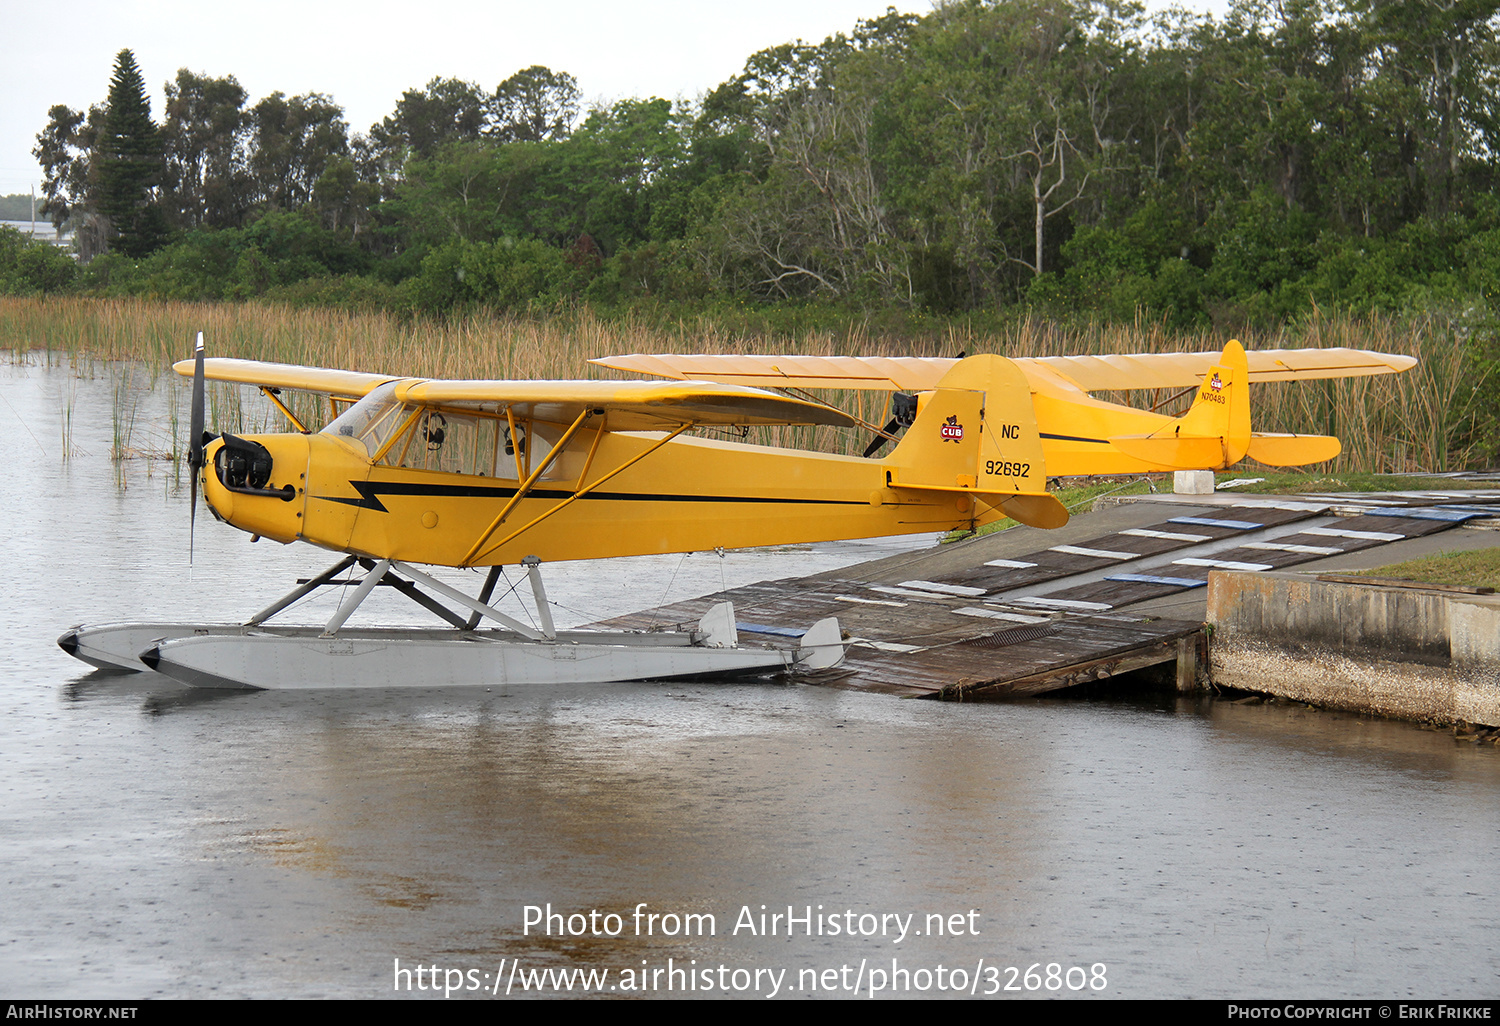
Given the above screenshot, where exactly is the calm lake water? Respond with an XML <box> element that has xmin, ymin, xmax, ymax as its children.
<box><xmin>2</xmin><ymin>352</ymin><xmax>1497</xmax><ymax>999</ymax></box>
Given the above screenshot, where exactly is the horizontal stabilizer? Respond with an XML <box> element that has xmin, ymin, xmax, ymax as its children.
<box><xmin>1245</xmin><ymin>433</ymin><xmax>1341</xmax><ymax>466</ymax></box>
<box><xmin>992</xmin><ymin>492</ymin><xmax>1070</xmax><ymax>530</ymax></box>
<box><xmin>1106</xmin><ymin>340</ymin><xmax>1252</xmax><ymax>470</ymax></box>
<box><xmin>969</xmin><ymin>493</ymin><xmax>1069</xmax><ymax>530</ymax></box>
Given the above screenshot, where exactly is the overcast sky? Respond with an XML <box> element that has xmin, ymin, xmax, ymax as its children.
<box><xmin>1</xmin><ymin>0</ymin><xmax>1229</xmax><ymax>200</ymax></box>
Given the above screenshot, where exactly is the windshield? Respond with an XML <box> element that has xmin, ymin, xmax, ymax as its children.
<box><xmin>322</xmin><ymin>381</ymin><xmax>405</xmax><ymax>457</ymax></box>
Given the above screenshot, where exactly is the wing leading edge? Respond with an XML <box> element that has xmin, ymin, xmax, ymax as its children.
<box><xmin>171</xmin><ymin>358</ymin><xmax>396</xmax><ymax>398</ymax></box>
<box><xmin>174</xmin><ymin>358</ymin><xmax>855</xmax><ymax>429</ymax></box>
<box><xmin>397</xmin><ymin>378</ymin><xmax>855</xmax><ymax>429</ymax></box>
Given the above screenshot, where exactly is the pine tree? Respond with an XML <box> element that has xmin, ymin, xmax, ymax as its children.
<box><xmin>97</xmin><ymin>49</ymin><xmax>166</xmax><ymax>257</ymax></box>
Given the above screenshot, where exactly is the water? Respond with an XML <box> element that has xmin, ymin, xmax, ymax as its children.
<box><xmin>2</xmin><ymin>353</ymin><xmax>1497</xmax><ymax>999</ymax></box>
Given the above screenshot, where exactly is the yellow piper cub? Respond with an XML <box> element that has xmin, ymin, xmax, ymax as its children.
<box><xmin>201</xmin><ymin>350</ymin><xmax>1069</xmax><ymax>568</ymax></box>
<box><xmin>195</xmin><ymin>338</ymin><xmax>1408</xmax><ymax>566</ymax></box>
<box><xmin>56</xmin><ymin>336</ymin><xmax>1413</xmax><ymax>690</ymax></box>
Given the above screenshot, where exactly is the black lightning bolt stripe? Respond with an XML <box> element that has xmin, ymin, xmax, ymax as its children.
<box><xmin>315</xmin><ymin>480</ymin><xmax>878</xmax><ymax>513</ymax></box>
<box><xmin>1039</xmin><ymin>432</ymin><xmax>1110</xmax><ymax>444</ymax></box>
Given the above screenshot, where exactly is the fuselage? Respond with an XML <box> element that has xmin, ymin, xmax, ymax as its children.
<box><xmin>201</xmin><ymin>428</ymin><xmax>980</xmax><ymax>567</ymax></box>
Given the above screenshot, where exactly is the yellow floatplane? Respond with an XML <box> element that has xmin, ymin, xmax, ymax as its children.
<box><xmin>60</xmin><ymin>337</ymin><xmax>1413</xmax><ymax>689</ymax></box>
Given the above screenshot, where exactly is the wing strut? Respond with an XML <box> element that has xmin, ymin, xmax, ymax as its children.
<box><xmin>460</xmin><ymin>408</ymin><xmax>596</xmax><ymax>566</ymax></box>
<box><xmin>259</xmin><ymin>387</ymin><xmax>309</xmax><ymax>432</ymax></box>
<box><xmin>466</xmin><ymin>424</ymin><xmax>692</xmax><ymax>567</ymax></box>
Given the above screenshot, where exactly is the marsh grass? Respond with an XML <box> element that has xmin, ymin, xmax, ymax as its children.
<box><xmin>1</xmin><ymin>296</ymin><xmax>1487</xmax><ymax>470</ymax></box>
<box><xmin>1354</xmin><ymin>548</ymin><xmax>1500</xmax><ymax>590</ymax></box>
<box><xmin>60</xmin><ymin>374</ymin><xmax>78</xmax><ymax>461</ymax></box>
<box><xmin>108</xmin><ymin>364</ymin><xmax>177</xmax><ymax>463</ymax></box>
<box><xmin>1214</xmin><ymin>471</ymin><xmax>1474</xmax><ymax>493</ymax></box>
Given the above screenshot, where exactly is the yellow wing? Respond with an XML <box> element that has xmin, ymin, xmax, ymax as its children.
<box><xmin>172</xmin><ymin>358</ymin><xmax>395</xmax><ymax>398</ymax></box>
<box><xmin>396</xmin><ymin>378</ymin><xmax>855</xmax><ymax>429</ymax></box>
<box><xmin>592</xmin><ymin>347</ymin><xmax>1418</xmax><ymax>393</ymax></box>
<box><xmin>591</xmin><ymin>353</ymin><xmax>956</xmax><ymax>390</ymax></box>
<box><xmin>1023</xmin><ymin>348</ymin><xmax>1418</xmax><ymax>390</ymax></box>
<box><xmin>174</xmin><ymin>358</ymin><xmax>854</xmax><ymax>429</ymax></box>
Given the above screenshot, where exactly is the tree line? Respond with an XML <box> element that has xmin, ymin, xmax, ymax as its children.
<box><xmin>9</xmin><ymin>0</ymin><xmax>1500</xmax><ymax>332</ymax></box>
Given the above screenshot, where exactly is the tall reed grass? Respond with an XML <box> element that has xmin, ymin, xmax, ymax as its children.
<box><xmin>0</xmin><ymin>296</ymin><xmax>1487</xmax><ymax>472</ymax></box>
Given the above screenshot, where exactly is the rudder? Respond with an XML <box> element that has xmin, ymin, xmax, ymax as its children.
<box><xmin>886</xmin><ymin>355</ymin><xmax>1067</xmax><ymax>529</ymax></box>
<box><xmin>1108</xmin><ymin>340</ymin><xmax>1252</xmax><ymax>469</ymax></box>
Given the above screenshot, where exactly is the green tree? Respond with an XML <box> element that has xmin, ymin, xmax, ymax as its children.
<box><xmin>695</xmin><ymin>12</ymin><xmax>916</xmax><ymax>300</ymax></box>
<box><xmin>489</xmin><ymin>66</ymin><xmax>580</xmax><ymax>142</ymax></box>
<box><xmin>1359</xmin><ymin>0</ymin><xmax>1500</xmax><ymax>217</ymax></box>
<box><xmin>97</xmin><ymin>49</ymin><xmax>167</xmax><ymax>257</ymax></box>
<box><xmin>248</xmin><ymin>92</ymin><xmax>349</xmax><ymax>210</ymax></box>
<box><xmin>32</xmin><ymin>103</ymin><xmax>102</xmax><ymax>237</ymax></box>
<box><xmin>868</xmin><ymin>1</ymin><xmax>1137</xmax><ymax>299</ymax></box>
<box><xmin>0</xmin><ymin>226</ymin><xmax>78</xmax><ymax>294</ymax></box>
<box><xmin>312</xmin><ymin>155</ymin><xmax>379</xmax><ymax>236</ymax></box>
<box><xmin>394</xmin><ymin>140</ymin><xmax>553</xmax><ymax>245</ymax></box>
<box><xmin>561</xmin><ymin>98</ymin><xmax>692</xmax><ymax>250</ymax></box>
<box><xmin>369</xmin><ymin>77</ymin><xmax>488</xmax><ymax>164</ymax></box>
<box><xmin>161</xmin><ymin>69</ymin><xmax>251</xmax><ymax>229</ymax></box>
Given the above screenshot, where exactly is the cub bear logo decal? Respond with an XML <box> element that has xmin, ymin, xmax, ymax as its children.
<box><xmin>940</xmin><ymin>415</ymin><xmax>964</xmax><ymax>442</ymax></box>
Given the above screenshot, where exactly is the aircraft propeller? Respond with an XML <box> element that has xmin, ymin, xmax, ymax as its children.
<box><xmin>187</xmin><ymin>332</ymin><xmax>207</xmax><ymax>561</ymax></box>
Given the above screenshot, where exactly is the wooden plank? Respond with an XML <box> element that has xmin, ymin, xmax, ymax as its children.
<box><xmin>579</xmin><ymin>499</ymin><xmax>1340</xmax><ymax>699</ymax></box>
<box><xmin>1340</xmin><ymin>513</ymin><xmax>1471</xmax><ymax>536</ymax></box>
<box><xmin>1046</xmin><ymin>576</ymin><xmax>1205</xmax><ymax>606</ymax></box>
<box><xmin>940</xmin><ymin>625</ymin><xmax>1205</xmax><ymax>699</ymax></box>
<box><xmin>1107</xmin><ymin>573</ymin><xmax>1208</xmax><ymax>588</ymax></box>
<box><xmin>935</xmin><ymin>504</ymin><xmax>1318</xmax><ymax>594</ymax></box>
<box><xmin>590</xmin><ymin>573</ymin><xmax>1209</xmax><ymax>700</ymax></box>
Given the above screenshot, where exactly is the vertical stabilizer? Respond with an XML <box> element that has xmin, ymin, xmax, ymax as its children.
<box><xmin>1108</xmin><ymin>340</ymin><xmax>1253</xmax><ymax>468</ymax></box>
<box><xmin>886</xmin><ymin>355</ymin><xmax>1067</xmax><ymax>529</ymax></box>
<box><xmin>1174</xmin><ymin>338</ymin><xmax>1251</xmax><ymax>463</ymax></box>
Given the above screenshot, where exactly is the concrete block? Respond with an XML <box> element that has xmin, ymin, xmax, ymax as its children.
<box><xmin>1174</xmin><ymin>470</ymin><xmax>1216</xmax><ymax>495</ymax></box>
<box><xmin>1207</xmin><ymin>570</ymin><xmax>1500</xmax><ymax>726</ymax></box>
<box><xmin>1450</xmin><ymin>596</ymin><xmax>1500</xmax><ymax>665</ymax></box>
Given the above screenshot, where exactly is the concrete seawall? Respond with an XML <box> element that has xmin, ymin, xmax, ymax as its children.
<box><xmin>1206</xmin><ymin>571</ymin><xmax>1500</xmax><ymax>726</ymax></box>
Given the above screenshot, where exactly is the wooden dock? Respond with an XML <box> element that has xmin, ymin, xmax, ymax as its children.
<box><xmin>589</xmin><ymin>492</ymin><xmax>1500</xmax><ymax>700</ymax></box>
<box><xmin>593</xmin><ymin>576</ymin><xmax>1207</xmax><ymax>699</ymax></box>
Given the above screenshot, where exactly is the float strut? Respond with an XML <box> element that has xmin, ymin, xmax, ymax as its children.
<box><xmin>366</xmin><ymin>559</ymin><xmax>470</xmax><ymax>628</ymax></box>
<box><xmin>390</xmin><ymin>561</ymin><xmax>546</xmax><ymax>641</ymax></box>
<box><xmin>245</xmin><ymin>555</ymin><xmax>358</xmax><ymax>626</ymax></box>
<box><xmin>322</xmin><ymin>559</ymin><xmax>390</xmax><ymax>637</ymax></box>
<box><xmin>522</xmin><ymin>556</ymin><xmax>556</xmax><ymax>639</ymax></box>
<box><xmin>464</xmin><ymin>566</ymin><xmax>504</xmax><ymax>631</ymax></box>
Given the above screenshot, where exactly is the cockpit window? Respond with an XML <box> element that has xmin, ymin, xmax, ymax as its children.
<box><xmin>322</xmin><ymin>381</ymin><xmax>405</xmax><ymax>457</ymax></box>
<box><xmin>323</xmin><ymin>386</ymin><xmax>574</xmax><ymax>479</ymax></box>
